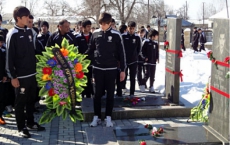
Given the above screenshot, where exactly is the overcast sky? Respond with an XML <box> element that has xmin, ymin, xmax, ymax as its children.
<box><xmin>3</xmin><ymin>0</ymin><xmax>227</xmax><ymax>20</ymax></box>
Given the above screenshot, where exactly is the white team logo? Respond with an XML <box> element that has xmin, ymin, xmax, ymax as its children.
<box><xmin>108</xmin><ymin>36</ymin><xmax>112</xmax><ymax>42</ymax></box>
<box><xmin>133</xmin><ymin>39</ymin><xmax>136</xmax><ymax>43</ymax></box>
<box><xmin>20</xmin><ymin>88</ymin><xmax>25</xmax><ymax>94</ymax></box>
<box><xmin>28</xmin><ymin>35</ymin><xmax>32</xmax><ymax>42</ymax></box>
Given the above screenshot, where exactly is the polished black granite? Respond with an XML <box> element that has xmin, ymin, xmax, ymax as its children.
<box><xmin>114</xmin><ymin>126</ymin><xmax>222</xmax><ymax>145</ymax></box>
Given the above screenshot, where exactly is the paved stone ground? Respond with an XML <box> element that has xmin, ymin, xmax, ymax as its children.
<box><xmin>0</xmin><ymin>108</ymin><xmax>203</xmax><ymax>145</ymax></box>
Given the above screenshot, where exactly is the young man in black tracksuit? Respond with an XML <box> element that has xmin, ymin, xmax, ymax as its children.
<box><xmin>192</xmin><ymin>27</ymin><xmax>199</xmax><ymax>52</ymax></box>
<box><xmin>37</xmin><ymin>21</ymin><xmax>51</xmax><ymax>50</ymax></box>
<box><xmin>137</xmin><ymin>28</ymin><xmax>146</xmax><ymax>92</ymax></box>
<box><xmin>121</xmin><ymin>21</ymin><xmax>142</xmax><ymax>97</ymax></box>
<box><xmin>85</xmin><ymin>12</ymin><xmax>126</xmax><ymax>127</ymax></box>
<box><xmin>75</xmin><ymin>19</ymin><xmax>94</xmax><ymax>98</ymax></box>
<box><xmin>6</xmin><ymin>6</ymin><xmax>45</xmax><ymax>138</ymax></box>
<box><xmin>46</xmin><ymin>19</ymin><xmax>76</xmax><ymax>47</ymax></box>
<box><xmin>116</xmin><ymin>24</ymin><xmax>127</xmax><ymax>97</ymax></box>
<box><xmin>142</xmin><ymin>30</ymin><xmax>159</xmax><ymax>93</ymax></box>
<box><xmin>0</xmin><ymin>35</ymin><xmax>7</xmax><ymax>125</ymax></box>
<box><xmin>181</xmin><ymin>29</ymin><xmax>186</xmax><ymax>51</ymax></box>
<box><xmin>198</xmin><ymin>28</ymin><xmax>206</xmax><ymax>52</ymax></box>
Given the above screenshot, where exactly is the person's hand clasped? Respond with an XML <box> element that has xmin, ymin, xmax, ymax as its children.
<box><xmin>120</xmin><ymin>71</ymin><xmax>125</xmax><ymax>82</ymax></box>
<box><xmin>11</xmin><ymin>78</ymin><xmax>20</xmax><ymax>88</ymax></box>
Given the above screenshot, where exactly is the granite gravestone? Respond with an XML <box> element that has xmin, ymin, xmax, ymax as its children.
<box><xmin>208</xmin><ymin>18</ymin><xmax>230</xmax><ymax>142</ymax></box>
<box><xmin>165</xmin><ymin>18</ymin><xmax>182</xmax><ymax>104</ymax></box>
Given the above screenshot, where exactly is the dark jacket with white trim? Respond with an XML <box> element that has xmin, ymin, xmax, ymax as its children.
<box><xmin>85</xmin><ymin>27</ymin><xmax>126</xmax><ymax>72</ymax></box>
<box><xmin>6</xmin><ymin>25</ymin><xmax>36</xmax><ymax>79</ymax></box>
<box><xmin>142</xmin><ymin>39</ymin><xmax>159</xmax><ymax>65</ymax></box>
<box><xmin>0</xmin><ymin>46</ymin><xmax>6</xmax><ymax>80</ymax></box>
<box><xmin>46</xmin><ymin>31</ymin><xmax>76</xmax><ymax>47</ymax></box>
<box><xmin>121</xmin><ymin>32</ymin><xmax>142</xmax><ymax>65</ymax></box>
<box><xmin>37</xmin><ymin>32</ymin><xmax>51</xmax><ymax>49</ymax></box>
<box><xmin>75</xmin><ymin>32</ymin><xmax>92</xmax><ymax>54</ymax></box>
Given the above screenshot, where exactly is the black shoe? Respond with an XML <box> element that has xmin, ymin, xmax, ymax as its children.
<box><xmin>19</xmin><ymin>128</ymin><xmax>31</xmax><ymax>138</ymax></box>
<box><xmin>27</xmin><ymin>122</ymin><xmax>45</xmax><ymax>131</ymax></box>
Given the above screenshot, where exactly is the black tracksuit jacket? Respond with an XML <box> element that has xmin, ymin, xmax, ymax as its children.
<box><xmin>142</xmin><ymin>39</ymin><xmax>159</xmax><ymax>65</ymax></box>
<box><xmin>46</xmin><ymin>31</ymin><xmax>76</xmax><ymax>47</ymax></box>
<box><xmin>6</xmin><ymin>25</ymin><xmax>36</xmax><ymax>79</ymax></box>
<box><xmin>37</xmin><ymin>32</ymin><xmax>51</xmax><ymax>49</ymax></box>
<box><xmin>75</xmin><ymin>32</ymin><xmax>92</xmax><ymax>54</ymax></box>
<box><xmin>121</xmin><ymin>32</ymin><xmax>142</xmax><ymax>65</ymax></box>
<box><xmin>85</xmin><ymin>27</ymin><xmax>126</xmax><ymax>72</ymax></box>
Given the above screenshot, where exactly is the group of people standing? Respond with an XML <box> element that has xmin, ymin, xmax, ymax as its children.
<box><xmin>0</xmin><ymin>6</ymin><xmax>160</xmax><ymax>136</ymax></box>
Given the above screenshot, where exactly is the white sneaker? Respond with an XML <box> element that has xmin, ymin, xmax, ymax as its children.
<box><xmin>105</xmin><ymin>116</ymin><xmax>113</xmax><ymax>127</ymax></box>
<box><xmin>90</xmin><ymin>116</ymin><xmax>101</xmax><ymax>127</ymax></box>
<box><xmin>122</xmin><ymin>88</ymin><xmax>127</xmax><ymax>94</ymax></box>
<box><xmin>149</xmin><ymin>86</ymin><xmax>155</xmax><ymax>93</ymax></box>
<box><xmin>139</xmin><ymin>85</ymin><xmax>145</xmax><ymax>93</ymax></box>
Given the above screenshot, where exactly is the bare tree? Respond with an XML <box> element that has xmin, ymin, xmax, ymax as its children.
<box><xmin>0</xmin><ymin>0</ymin><xmax>6</xmax><ymax>15</ymax></box>
<box><xmin>44</xmin><ymin>0</ymin><xmax>61</xmax><ymax>16</ymax></box>
<box><xmin>75</xmin><ymin>0</ymin><xmax>108</xmax><ymax>26</ymax></box>
<box><xmin>109</xmin><ymin>0</ymin><xmax>137</xmax><ymax>25</ymax></box>
<box><xmin>197</xmin><ymin>3</ymin><xmax>217</xmax><ymax>20</ymax></box>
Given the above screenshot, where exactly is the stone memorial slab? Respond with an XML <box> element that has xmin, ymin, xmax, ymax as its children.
<box><xmin>114</xmin><ymin>126</ymin><xmax>222</xmax><ymax>145</ymax></box>
<box><xmin>82</xmin><ymin>95</ymin><xmax>171</xmax><ymax>109</ymax></box>
<box><xmin>208</xmin><ymin>18</ymin><xmax>230</xmax><ymax>142</ymax></box>
<box><xmin>86</xmin><ymin>127</ymin><xmax>117</xmax><ymax>145</ymax></box>
<box><xmin>165</xmin><ymin>18</ymin><xmax>182</xmax><ymax>104</ymax></box>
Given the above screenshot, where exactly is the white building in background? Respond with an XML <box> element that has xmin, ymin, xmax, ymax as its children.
<box><xmin>209</xmin><ymin>6</ymin><xmax>230</xmax><ymax>19</ymax></box>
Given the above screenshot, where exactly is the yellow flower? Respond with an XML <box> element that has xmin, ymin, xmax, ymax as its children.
<box><xmin>42</xmin><ymin>74</ymin><xmax>52</xmax><ymax>81</ymax></box>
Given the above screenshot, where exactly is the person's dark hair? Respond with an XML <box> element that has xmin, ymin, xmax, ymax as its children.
<box><xmin>82</xmin><ymin>19</ymin><xmax>92</xmax><ymax>28</ymax></box>
<box><xmin>146</xmin><ymin>25</ymin><xmax>150</xmax><ymax>28</ymax></box>
<box><xmin>29</xmin><ymin>15</ymin><xmax>34</xmax><ymax>19</ymax></box>
<box><xmin>59</xmin><ymin>19</ymin><xmax>69</xmax><ymax>26</ymax></box>
<box><xmin>164</xmin><ymin>24</ymin><xmax>167</xmax><ymax>27</ymax></box>
<box><xmin>0</xmin><ymin>35</ymin><xmax>4</xmax><ymax>42</ymax></box>
<box><xmin>148</xmin><ymin>29</ymin><xmax>159</xmax><ymax>38</ymax></box>
<box><xmin>194</xmin><ymin>27</ymin><xmax>197</xmax><ymax>29</ymax></box>
<box><xmin>140</xmin><ymin>28</ymin><xmax>146</xmax><ymax>34</ymax></box>
<box><xmin>77</xmin><ymin>21</ymin><xmax>82</xmax><ymax>26</ymax></box>
<box><xmin>128</xmin><ymin>21</ymin><xmax>136</xmax><ymax>27</ymax></box>
<box><xmin>40</xmin><ymin>21</ymin><xmax>49</xmax><ymax>29</ymax></box>
<box><xmin>98</xmin><ymin>12</ymin><xmax>112</xmax><ymax>24</ymax></box>
<box><xmin>13</xmin><ymin>6</ymin><xmax>30</xmax><ymax>22</ymax></box>
<box><xmin>119</xmin><ymin>24</ymin><xmax>127</xmax><ymax>33</ymax></box>
<box><xmin>140</xmin><ymin>26</ymin><xmax>145</xmax><ymax>29</ymax></box>
<box><xmin>111</xmin><ymin>18</ymin><xmax>115</xmax><ymax>23</ymax></box>
<box><xmin>0</xmin><ymin>15</ymin><xmax>2</xmax><ymax>22</ymax></box>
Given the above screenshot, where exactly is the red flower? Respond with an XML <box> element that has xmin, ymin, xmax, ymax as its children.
<box><xmin>139</xmin><ymin>141</ymin><xmax>146</xmax><ymax>145</ymax></box>
<box><xmin>59</xmin><ymin>101</ymin><xmax>67</xmax><ymax>106</ymax></box>
<box><xmin>224</xmin><ymin>57</ymin><xmax>230</xmax><ymax>63</ymax></box>
<box><xmin>42</xmin><ymin>67</ymin><xmax>52</xmax><ymax>75</ymax></box>
<box><xmin>76</xmin><ymin>71</ymin><xmax>84</xmax><ymax>79</ymax></box>
<box><xmin>158</xmin><ymin>127</ymin><xmax>164</xmax><ymax>134</ymax></box>
<box><xmin>164</xmin><ymin>41</ymin><xmax>169</xmax><ymax>46</ymax></box>
<box><xmin>48</xmin><ymin>88</ymin><xmax>55</xmax><ymax>96</ymax></box>
<box><xmin>207</xmin><ymin>51</ymin><xmax>212</xmax><ymax>58</ymax></box>
<box><xmin>144</xmin><ymin>124</ymin><xmax>148</xmax><ymax>128</ymax></box>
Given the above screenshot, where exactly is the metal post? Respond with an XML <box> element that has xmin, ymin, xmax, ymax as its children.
<box><xmin>186</xmin><ymin>1</ymin><xmax>188</xmax><ymax>20</ymax></box>
<box><xmin>226</xmin><ymin>0</ymin><xmax>229</xmax><ymax>18</ymax></box>
<box><xmin>203</xmin><ymin>2</ymin><xmax>204</xmax><ymax>27</ymax></box>
<box><xmin>148</xmin><ymin>0</ymin><xmax>150</xmax><ymax>22</ymax></box>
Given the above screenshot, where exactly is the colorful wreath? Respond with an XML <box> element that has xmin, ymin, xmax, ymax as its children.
<box><xmin>36</xmin><ymin>38</ymin><xmax>90</xmax><ymax>124</ymax></box>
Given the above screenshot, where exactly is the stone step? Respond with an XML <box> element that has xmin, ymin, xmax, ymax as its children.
<box><xmin>81</xmin><ymin>95</ymin><xmax>191</xmax><ymax>122</ymax></box>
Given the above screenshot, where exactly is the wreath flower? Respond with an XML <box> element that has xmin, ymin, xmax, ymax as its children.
<box><xmin>36</xmin><ymin>38</ymin><xmax>91</xmax><ymax>124</ymax></box>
